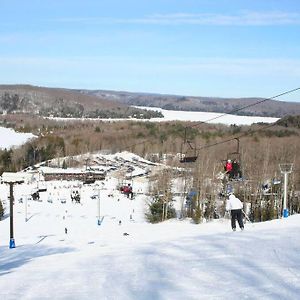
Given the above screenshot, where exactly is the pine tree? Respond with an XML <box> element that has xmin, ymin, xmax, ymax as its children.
<box><xmin>145</xmin><ymin>195</ymin><xmax>176</xmax><ymax>223</ymax></box>
<box><xmin>0</xmin><ymin>200</ymin><xmax>4</xmax><ymax>220</ymax></box>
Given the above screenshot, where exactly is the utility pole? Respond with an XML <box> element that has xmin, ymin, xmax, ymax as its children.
<box><xmin>279</xmin><ymin>163</ymin><xmax>293</xmax><ymax>218</ymax></box>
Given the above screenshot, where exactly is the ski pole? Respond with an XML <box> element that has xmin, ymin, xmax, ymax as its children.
<box><xmin>242</xmin><ymin>209</ymin><xmax>252</xmax><ymax>223</ymax></box>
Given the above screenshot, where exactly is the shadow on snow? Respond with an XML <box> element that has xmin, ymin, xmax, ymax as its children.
<box><xmin>0</xmin><ymin>244</ymin><xmax>75</xmax><ymax>276</ymax></box>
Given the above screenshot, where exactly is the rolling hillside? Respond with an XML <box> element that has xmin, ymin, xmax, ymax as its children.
<box><xmin>0</xmin><ymin>85</ymin><xmax>162</xmax><ymax>119</ymax></box>
<box><xmin>1</xmin><ymin>84</ymin><xmax>300</xmax><ymax>118</ymax></box>
<box><xmin>81</xmin><ymin>89</ymin><xmax>300</xmax><ymax>117</ymax></box>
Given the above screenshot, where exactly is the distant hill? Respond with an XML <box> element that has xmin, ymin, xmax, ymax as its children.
<box><xmin>0</xmin><ymin>85</ymin><xmax>163</xmax><ymax>119</ymax></box>
<box><xmin>1</xmin><ymin>84</ymin><xmax>300</xmax><ymax>118</ymax></box>
<box><xmin>80</xmin><ymin>89</ymin><xmax>300</xmax><ymax>118</ymax></box>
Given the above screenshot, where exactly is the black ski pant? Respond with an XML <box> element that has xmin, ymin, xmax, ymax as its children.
<box><xmin>230</xmin><ymin>209</ymin><xmax>244</xmax><ymax>229</ymax></box>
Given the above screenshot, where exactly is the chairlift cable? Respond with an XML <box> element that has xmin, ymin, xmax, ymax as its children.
<box><xmin>196</xmin><ymin>121</ymin><xmax>280</xmax><ymax>151</ymax></box>
<box><xmin>186</xmin><ymin>87</ymin><xmax>300</xmax><ymax>130</ymax></box>
<box><xmin>122</xmin><ymin>87</ymin><xmax>300</xmax><ymax>154</ymax></box>
<box><xmin>182</xmin><ymin>87</ymin><xmax>300</xmax><ymax>158</ymax></box>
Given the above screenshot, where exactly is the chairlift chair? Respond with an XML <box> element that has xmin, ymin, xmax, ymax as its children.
<box><xmin>179</xmin><ymin>140</ymin><xmax>198</xmax><ymax>163</ymax></box>
<box><xmin>224</xmin><ymin>138</ymin><xmax>243</xmax><ymax>180</ymax></box>
<box><xmin>226</xmin><ymin>138</ymin><xmax>240</xmax><ymax>161</ymax></box>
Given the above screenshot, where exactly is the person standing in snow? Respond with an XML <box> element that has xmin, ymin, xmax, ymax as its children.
<box><xmin>226</xmin><ymin>194</ymin><xmax>244</xmax><ymax>231</ymax></box>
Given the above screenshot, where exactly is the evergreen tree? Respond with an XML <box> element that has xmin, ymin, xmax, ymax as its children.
<box><xmin>145</xmin><ymin>195</ymin><xmax>176</xmax><ymax>223</ymax></box>
<box><xmin>0</xmin><ymin>200</ymin><xmax>4</xmax><ymax>220</ymax></box>
<box><xmin>0</xmin><ymin>148</ymin><xmax>14</xmax><ymax>172</ymax></box>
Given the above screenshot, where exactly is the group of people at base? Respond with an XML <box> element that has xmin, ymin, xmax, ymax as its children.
<box><xmin>120</xmin><ymin>183</ymin><xmax>133</xmax><ymax>199</ymax></box>
<box><xmin>226</xmin><ymin>193</ymin><xmax>244</xmax><ymax>231</ymax></box>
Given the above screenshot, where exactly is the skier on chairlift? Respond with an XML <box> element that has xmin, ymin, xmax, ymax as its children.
<box><xmin>225</xmin><ymin>159</ymin><xmax>233</xmax><ymax>179</ymax></box>
<box><xmin>232</xmin><ymin>159</ymin><xmax>239</xmax><ymax>179</ymax></box>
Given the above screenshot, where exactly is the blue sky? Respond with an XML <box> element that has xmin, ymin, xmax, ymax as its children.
<box><xmin>1</xmin><ymin>0</ymin><xmax>300</xmax><ymax>102</ymax></box>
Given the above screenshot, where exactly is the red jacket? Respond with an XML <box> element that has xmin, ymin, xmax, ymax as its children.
<box><xmin>226</xmin><ymin>162</ymin><xmax>232</xmax><ymax>172</ymax></box>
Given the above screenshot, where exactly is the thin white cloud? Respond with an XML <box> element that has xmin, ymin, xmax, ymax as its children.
<box><xmin>143</xmin><ymin>12</ymin><xmax>300</xmax><ymax>25</ymax></box>
<box><xmin>1</xmin><ymin>56</ymin><xmax>300</xmax><ymax>76</ymax></box>
<box><xmin>52</xmin><ymin>11</ymin><xmax>300</xmax><ymax>26</ymax></box>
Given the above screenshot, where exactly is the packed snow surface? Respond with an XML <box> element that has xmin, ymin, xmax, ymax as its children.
<box><xmin>1</xmin><ymin>174</ymin><xmax>299</xmax><ymax>299</ymax></box>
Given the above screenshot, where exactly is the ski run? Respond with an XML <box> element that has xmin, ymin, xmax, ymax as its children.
<box><xmin>0</xmin><ymin>151</ymin><xmax>299</xmax><ymax>300</ymax></box>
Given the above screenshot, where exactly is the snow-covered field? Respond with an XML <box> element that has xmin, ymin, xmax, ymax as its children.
<box><xmin>134</xmin><ymin>106</ymin><xmax>280</xmax><ymax>125</ymax></box>
<box><xmin>1</xmin><ymin>170</ymin><xmax>300</xmax><ymax>300</ymax></box>
<box><xmin>0</xmin><ymin>127</ymin><xmax>36</xmax><ymax>149</ymax></box>
<box><xmin>48</xmin><ymin>107</ymin><xmax>279</xmax><ymax>126</ymax></box>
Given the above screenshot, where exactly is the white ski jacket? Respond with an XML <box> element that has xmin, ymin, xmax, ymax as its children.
<box><xmin>226</xmin><ymin>194</ymin><xmax>243</xmax><ymax>211</ymax></box>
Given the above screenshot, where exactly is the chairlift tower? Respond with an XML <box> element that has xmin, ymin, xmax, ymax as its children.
<box><xmin>1</xmin><ymin>172</ymin><xmax>26</xmax><ymax>248</ymax></box>
<box><xmin>279</xmin><ymin>163</ymin><xmax>293</xmax><ymax>218</ymax></box>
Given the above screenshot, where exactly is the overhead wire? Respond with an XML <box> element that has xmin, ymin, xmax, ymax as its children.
<box><xmin>187</xmin><ymin>87</ymin><xmax>300</xmax><ymax>130</ymax></box>
<box><xmin>196</xmin><ymin>121</ymin><xmax>279</xmax><ymax>151</ymax></box>
<box><xmin>181</xmin><ymin>87</ymin><xmax>300</xmax><ymax>151</ymax></box>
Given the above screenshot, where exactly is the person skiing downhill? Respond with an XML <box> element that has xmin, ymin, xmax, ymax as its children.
<box><xmin>226</xmin><ymin>194</ymin><xmax>244</xmax><ymax>231</ymax></box>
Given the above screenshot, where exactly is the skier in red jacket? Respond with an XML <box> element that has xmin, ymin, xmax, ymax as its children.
<box><xmin>225</xmin><ymin>159</ymin><xmax>233</xmax><ymax>179</ymax></box>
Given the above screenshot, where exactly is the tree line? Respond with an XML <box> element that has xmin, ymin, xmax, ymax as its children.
<box><xmin>0</xmin><ymin>92</ymin><xmax>163</xmax><ymax>119</ymax></box>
